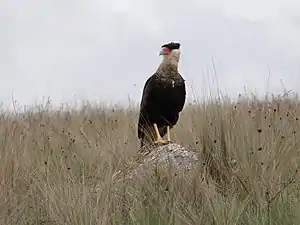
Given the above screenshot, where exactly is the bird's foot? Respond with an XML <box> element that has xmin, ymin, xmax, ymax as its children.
<box><xmin>154</xmin><ymin>138</ymin><xmax>168</xmax><ymax>145</ymax></box>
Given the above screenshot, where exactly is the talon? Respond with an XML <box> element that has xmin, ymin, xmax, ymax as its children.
<box><xmin>154</xmin><ymin>138</ymin><xmax>168</xmax><ymax>145</ymax></box>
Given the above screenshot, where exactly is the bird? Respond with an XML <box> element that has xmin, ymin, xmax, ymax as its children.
<box><xmin>137</xmin><ymin>42</ymin><xmax>186</xmax><ymax>148</ymax></box>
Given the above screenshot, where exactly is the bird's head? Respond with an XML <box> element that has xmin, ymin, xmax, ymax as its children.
<box><xmin>159</xmin><ymin>42</ymin><xmax>181</xmax><ymax>64</ymax></box>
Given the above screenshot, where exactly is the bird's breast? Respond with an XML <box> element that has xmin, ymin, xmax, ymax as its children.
<box><xmin>156</xmin><ymin>76</ymin><xmax>183</xmax><ymax>88</ymax></box>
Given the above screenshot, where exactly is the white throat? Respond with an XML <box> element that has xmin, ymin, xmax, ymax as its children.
<box><xmin>163</xmin><ymin>49</ymin><xmax>181</xmax><ymax>67</ymax></box>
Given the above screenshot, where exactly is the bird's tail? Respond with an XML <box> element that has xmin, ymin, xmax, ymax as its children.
<box><xmin>139</xmin><ymin>122</ymin><xmax>155</xmax><ymax>148</ymax></box>
<box><xmin>140</xmin><ymin>130</ymin><xmax>154</xmax><ymax>148</ymax></box>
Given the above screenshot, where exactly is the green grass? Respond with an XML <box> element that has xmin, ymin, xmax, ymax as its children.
<box><xmin>1</xmin><ymin>92</ymin><xmax>300</xmax><ymax>225</ymax></box>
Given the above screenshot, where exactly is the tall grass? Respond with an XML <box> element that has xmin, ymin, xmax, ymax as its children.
<box><xmin>1</xmin><ymin>92</ymin><xmax>300</xmax><ymax>225</ymax></box>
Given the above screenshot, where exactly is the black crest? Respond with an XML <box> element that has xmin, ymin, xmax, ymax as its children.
<box><xmin>161</xmin><ymin>42</ymin><xmax>180</xmax><ymax>50</ymax></box>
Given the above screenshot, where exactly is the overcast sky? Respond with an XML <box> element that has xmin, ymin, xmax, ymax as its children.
<box><xmin>1</xmin><ymin>0</ymin><xmax>300</xmax><ymax>108</ymax></box>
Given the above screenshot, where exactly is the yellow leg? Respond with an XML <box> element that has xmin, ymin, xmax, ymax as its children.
<box><xmin>153</xmin><ymin>123</ymin><xmax>167</xmax><ymax>144</ymax></box>
<box><xmin>167</xmin><ymin>126</ymin><xmax>171</xmax><ymax>142</ymax></box>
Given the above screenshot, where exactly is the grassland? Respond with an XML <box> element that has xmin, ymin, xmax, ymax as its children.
<box><xmin>1</xmin><ymin>92</ymin><xmax>300</xmax><ymax>225</ymax></box>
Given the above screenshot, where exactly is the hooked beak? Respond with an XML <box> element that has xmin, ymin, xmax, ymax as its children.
<box><xmin>159</xmin><ymin>47</ymin><xmax>171</xmax><ymax>56</ymax></box>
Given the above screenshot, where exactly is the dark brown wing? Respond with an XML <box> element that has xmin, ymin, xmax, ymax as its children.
<box><xmin>137</xmin><ymin>74</ymin><xmax>156</xmax><ymax>140</ymax></box>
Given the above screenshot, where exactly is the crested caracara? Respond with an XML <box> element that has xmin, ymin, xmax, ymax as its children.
<box><xmin>137</xmin><ymin>42</ymin><xmax>186</xmax><ymax>147</ymax></box>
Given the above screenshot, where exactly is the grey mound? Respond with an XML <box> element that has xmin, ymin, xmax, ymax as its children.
<box><xmin>113</xmin><ymin>143</ymin><xmax>200</xmax><ymax>182</ymax></box>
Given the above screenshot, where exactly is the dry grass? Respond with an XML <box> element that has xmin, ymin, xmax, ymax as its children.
<box><xmin>1</xmin><ymin>92</ymin><xmax>300</xmax><ymax>225</ymax></box>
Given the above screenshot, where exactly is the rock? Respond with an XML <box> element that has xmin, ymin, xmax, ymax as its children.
<box><xmin>138</xmin><ymin>143</ymin><xmax>199</xmax><ymax>169</ymax></box>
<box><xmin>110</xmin><ymin>141</ymin><xmax>238</xmax><ymax>199</ymax></box>
<box><xmin>112</xmin><ymin>143</ymin><xmax>200</xmax><ymax>182</ymax></box>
